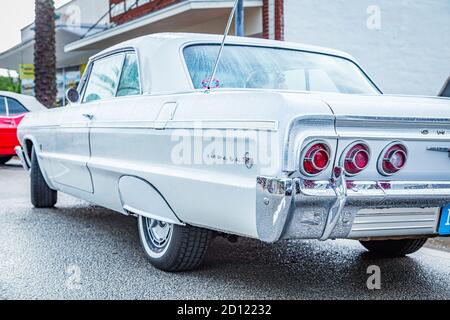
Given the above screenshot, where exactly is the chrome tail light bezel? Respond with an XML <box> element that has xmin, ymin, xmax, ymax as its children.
<box><xmin>300</xmin><ymin>141</ymin><xmax>332</xmax><ymax>177</ymax></box>
<box><xmin>378</xmin><ymin>142</ymin><xmax>408</xmax><ymax>176</ymax></box>
<box><xmin>340</xmin><ymin>141</ymin><xmax>371</xmax><ymax>177</ymax></box>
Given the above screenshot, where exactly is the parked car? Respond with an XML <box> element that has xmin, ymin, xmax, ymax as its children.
<box><xmin>16</xmin><ymin>33</ymin><xmax>450</xmax><ymax>272</ymax></box>
<box><xmin>0</xmin><ymin>91</ymin><xmax>45</xmax><ymax>165</ymax></box>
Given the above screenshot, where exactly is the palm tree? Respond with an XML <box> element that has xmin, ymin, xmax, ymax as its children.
<box><xmin>34</xmin><ymin>0</ymin><xmax>57</xmax><ymax>108</ymax></box>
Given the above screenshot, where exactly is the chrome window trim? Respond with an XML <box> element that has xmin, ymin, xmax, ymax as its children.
<box><xmin>2</xmin><ymin>96</ymin><xmax>29</xmax><ymax>116</ymax></box>
<box><xmin>80</xmin><ymin>47</ymin><xmax>143</xmax><ymax>105</ymax></box>
<box><xmin>114</xmin><ymin>53</ymin><xmax>127</xmax><ymax>98</ymax></box>
<box><xmin>81</xmin><ymin>52</ymin><xmax>126</xmax><ymax>104</ymax></box>
<box><xmin>116</xmin><ymin>52</ymin><xmax>142</xmax><ymax>98</ymax></box>
<box><xmin>3</xmin><ymin>96</ymin><xmax>8</xmax><ymax>116</ymax></box>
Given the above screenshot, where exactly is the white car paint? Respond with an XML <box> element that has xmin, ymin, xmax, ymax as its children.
<box><xmin>0</xmin><ymin>91</ymin><xmax>46</xmax><ymax>113</ymax></box>
<box><xmin>17</xmin><ymin>33</ymin><xmax>450</xmax><ymax>241</ymax></box>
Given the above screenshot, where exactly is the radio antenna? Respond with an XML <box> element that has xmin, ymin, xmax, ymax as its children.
<box><xmin>206</xmin><ymin>0</ymin><xmax>240</xmax><ymax>92</ymax></box>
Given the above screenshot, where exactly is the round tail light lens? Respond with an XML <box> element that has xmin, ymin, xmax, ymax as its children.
<box><xmin>301</xmin><ymin>142</ymin><xmax>331</xmax><ymax>176</ymax></box>
<box><xmin>379</xmin><ymin>143</ymin><xmax>408</xmax><ymax>176</ymax></box>
<box><xmin>341</xmin><ymin>142</ymin><xmax>370</xmax><ymax>176</ymax></box>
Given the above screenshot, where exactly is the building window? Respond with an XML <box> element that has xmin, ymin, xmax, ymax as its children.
<box><xmin>109</xmin><ymin>0</ymin><xmax>180</xmax><ymax>25</ymax></box>
<box><xmin>125</xmin><ymin>0</ymin><xmax>137</xmax><ymax>11</ymax></box>
<box><xmin>111</xmin><ymin>1</ymin><xmax>125</xmax><ymax>18</ymax></box>
<box><xmin>56</xmin><ymin>66</ymin><xmax>83</xmax><ymax>106</ymax></box>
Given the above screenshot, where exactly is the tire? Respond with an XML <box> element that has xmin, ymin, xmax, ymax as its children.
<box><xmin>360</xmin><ymin>238</ymin><xmax>428</xmax><ymax>257</ymax></box>
<box><xmin>0</xmin><ymin>156</ymin><xmax>12</xmax><ymax>165</ymax></box>
<box><xmin>30</xmin><ymin>148</ymin><xmax>57</xmax><ymax>208</ymax></box>
<box><xmin>138</xmin><ymin>216</ymin><xmax>213</xmax><ymax>272</ymax></box>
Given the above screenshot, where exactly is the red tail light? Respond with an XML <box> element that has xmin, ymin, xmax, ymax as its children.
<box><xmin>379</xmin><ymin>143</ymin><xmax>408</xmax><ymax>176</ymax></box>
<box><xmin>341</xmin><ymin>142</ymin><xmax>370</xmax><ymax>176</ymax></box>
<box><xmin>301</xmin><ymin>142</ymin><xmax>331</xmax><ymax>176</ymax></box>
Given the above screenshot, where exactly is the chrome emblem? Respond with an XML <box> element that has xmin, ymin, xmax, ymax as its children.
<box><xmin>421</xmin><ymin>129</ymin><xmax>447</xmax><ymax>135</ymax></box>
<box><xmin>427</xmin><ymin>147</ymin><xmax>450</xmax><ymax>157</ymax></box>
<box><xmin>244</xmin><ymin>152</ymin><xmax>254</xmax><ymax>169</ymax></box>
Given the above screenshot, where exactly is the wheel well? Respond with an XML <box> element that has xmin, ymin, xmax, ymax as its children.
<box><xmin>24</xmin><ymin>139</ymin><xmax>33</xmax><ymax>161</ymax></box>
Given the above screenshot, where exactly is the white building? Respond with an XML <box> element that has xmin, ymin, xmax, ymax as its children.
<box><xmin>284</xmin><ymin>0</ymin><xmax>450</xmax><ymax>96</ymax></box>
<box><xmin>0</xmin><ymin>0</ymin><xmax>110</xmax><ymax>105</ymax></box>
<box><xmin>0</xmin><ymin>0</ymin><xmax>448</xmax><ymax>101</ymax></box>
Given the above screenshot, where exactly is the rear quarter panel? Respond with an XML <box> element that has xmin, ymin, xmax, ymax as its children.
<box><xmin>87</xmin><ymin>90</ymin><xmax>333</xmax><ymax>237</ymax></box>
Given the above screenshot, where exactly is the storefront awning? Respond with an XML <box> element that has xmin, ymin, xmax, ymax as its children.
<box><xmin>0</xmin><ymin>26</ymin><xmax>105</xmax><ymax>71</ymax></box>
<box><xmin>65</xmin><ymin>0</ymin><xmax>263</xmax><ymax>53</ymax></box>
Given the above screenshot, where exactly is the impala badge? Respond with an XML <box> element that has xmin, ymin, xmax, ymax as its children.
<box><xmin>427</xmin><ymin>147</ymin><xmax>450</xmax><ymax>157</ymax></box>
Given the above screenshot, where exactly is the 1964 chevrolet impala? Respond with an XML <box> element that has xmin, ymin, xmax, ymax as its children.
<box><xmin>16</xmin><ymin>33</ymin><xmax>450</xmax><ymax>271</ymax></box>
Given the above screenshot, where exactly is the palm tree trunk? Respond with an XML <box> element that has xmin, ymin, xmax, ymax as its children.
<box><xmin>34</xmin><ymin>0</ymin><xmax>57</xmax><ymax>108</ymax></box>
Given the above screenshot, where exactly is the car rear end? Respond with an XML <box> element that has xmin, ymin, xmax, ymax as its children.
<box><xmin>256</xmin><ymin>94</ymin><xmax>450</xmax><ymax>244</ymax></box>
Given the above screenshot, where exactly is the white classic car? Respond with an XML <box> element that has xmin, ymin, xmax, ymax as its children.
<box><xmin>16</xmin><ymin>33</ymin><xmax>450</xmax><ymax>272</ymax></box>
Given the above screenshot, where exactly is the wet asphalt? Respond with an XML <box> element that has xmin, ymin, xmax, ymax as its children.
<box><xmin>0</xmin><ymin>160</ymin><xmax>449</xmax><ymax>300</ymax></box>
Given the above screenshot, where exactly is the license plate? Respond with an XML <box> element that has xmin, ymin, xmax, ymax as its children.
<box><xmin>439</xmin><ymin>205</ymin><xmax>450</xmax><ymax>235</ymax></box>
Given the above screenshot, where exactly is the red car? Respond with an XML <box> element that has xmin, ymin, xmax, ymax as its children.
<box><xmin>0</xmin><ymin>91</ymin><xmax>45</xmax><ymax>165</ymax></box>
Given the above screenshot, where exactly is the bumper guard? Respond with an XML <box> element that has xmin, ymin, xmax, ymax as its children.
<box><xmin>256</xmin><ymin>167</ymin><xmax>450</xmax><ymax>242</ymax></box>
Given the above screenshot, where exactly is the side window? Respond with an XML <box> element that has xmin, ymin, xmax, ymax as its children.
<box><xmin>82</xmin><ymin>54</ymin><xmax>124</xmax><ymax>103</ymax></box>
<box><xmin>117</xmin><ymin>53</ymin><xmax>140</xmax><ymax>97</ymax></box>
<box><xmin>7</xmin><ymin>98</ymin><xmax>28</xmax><ymax>115</ymax></box>
<box><xmin>0</xmin><ymin>97</ymin><xmax>6</xmax><ymax>116</ymax></box>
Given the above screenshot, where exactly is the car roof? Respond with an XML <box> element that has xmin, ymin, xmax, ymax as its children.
<box><xmin>0</xmin><ymin>91</ymin><xmax>46</xmax><ymax>112</ymax></box>
<box><xmin>89</xmin><ymin>33</ymin><xmax>361</xmax><ymax>94</ymax></box>
<box><xmin>92</xmin><ymin>32</ymin><xmax>355</xmax><ymax>61</ymax></box>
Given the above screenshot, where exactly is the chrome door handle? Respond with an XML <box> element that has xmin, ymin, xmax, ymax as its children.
<box><xmin>82</xmin><ymin>113</ymin><xmax>94</xmax><ymax>120</ymax></box>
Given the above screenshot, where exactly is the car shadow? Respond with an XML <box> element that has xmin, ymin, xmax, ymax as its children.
<box><xmin>196</xmin><ymin>237</ymin><xmax>445</xmax><ymax>299</ymax></box>
<box><xmin>3</xmin><ymin>157</ymin><xmax>23</xmax><ymax>169</ymax></box>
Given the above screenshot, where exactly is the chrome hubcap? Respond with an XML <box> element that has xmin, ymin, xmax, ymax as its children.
<box><xmin>144</xmin><ymin>218</ymin><xmax>173</xmax><ymax>251</ymax></box>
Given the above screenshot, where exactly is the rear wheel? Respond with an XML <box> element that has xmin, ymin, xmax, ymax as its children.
<box><xmin>30</xmin><ymin>148</ymin><xmax>57</xmax><ymax>208</ymax></box>
<box><xmin>0</xmin><ymin>156</ymin><xmax>12</xmax><ymax>165</ymax></box>
<box><xmin>138</xmin><ymin>216</ymin><xmax>213</xmax><ymax>272</ymax></box>
<box><xmin>360</xmin><ymin>238</ymin><xmax>428</xmax><ymax>257</ymax></box>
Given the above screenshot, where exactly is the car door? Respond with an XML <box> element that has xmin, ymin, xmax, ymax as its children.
<box><xmin>87</xmin><ymin>51</ymin><xmax>148</xmax><ymax>209</ymax></box>
<box><xmin>51</xmin><ymin>52</ymin><xmax>126</xmax><ymax>195</ymax></box>
<box><xmin>49</xmin><ymin>55</ymin><xmax>123</xmax><ymax>194</ymax></box>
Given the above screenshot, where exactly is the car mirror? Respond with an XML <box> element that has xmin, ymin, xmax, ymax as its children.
<box><xmin>66</xmin><ymin>88</ymin><xmax>80</xmax><ymax>104</ymax></box>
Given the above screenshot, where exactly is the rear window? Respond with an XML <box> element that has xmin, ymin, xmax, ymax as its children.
<box><xmin>183</xmin><ymin>44</ymin><xmax>379</xmax><ymax>94</ymax></box>
<box><xmin>7</xmin><ymin>98</ymin><xmax>28</xmax><ymax>115</ymax></box>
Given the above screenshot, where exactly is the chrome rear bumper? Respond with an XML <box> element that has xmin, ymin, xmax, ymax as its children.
<box><xmin>256</xmin><ymin>168</ymin><xmax>448</xmax><ymax>242</ymax></box>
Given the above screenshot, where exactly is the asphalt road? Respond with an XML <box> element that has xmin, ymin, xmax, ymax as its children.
<box><xmin>0</xmin><ymin>160</ymin><xmax>449</xmax><ymax>300</ymax></box>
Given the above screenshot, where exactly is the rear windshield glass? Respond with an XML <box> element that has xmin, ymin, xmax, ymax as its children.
<box><xmin>183</xmin><ymin>44</ymin><xmax>379</xmax><ymax>94</ymax></box>
<box><xmin>7</xmin><ymin>98</ymin><xmax>28</xmax><ymax>115</ymax></box>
